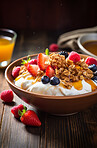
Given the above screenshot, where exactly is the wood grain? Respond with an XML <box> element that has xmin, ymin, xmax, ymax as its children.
<box><xmin>0</xmin><ymin>31</ymin><xmax>97</xmax><ymax>148</ymax></box>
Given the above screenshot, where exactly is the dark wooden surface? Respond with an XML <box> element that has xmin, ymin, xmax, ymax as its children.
<box><xmin>0</xmin><ymin>30</ymin><xmax>97</xmax><ymax>148</ymax></box>
<box><xmin>1</xmin><ymin>0</ymin><xmax>97</xmax><ymax>31</ymax></box>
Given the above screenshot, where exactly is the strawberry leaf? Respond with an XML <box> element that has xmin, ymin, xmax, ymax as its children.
<box><xmin>18</xmin><ymin>108</ymin><xmax>27</xmax><ymax>117</ymax></box>
<box><xmin>21</xmin><ymin>56</ymin><xmax>31</xmax><ymax>65</ymax></box>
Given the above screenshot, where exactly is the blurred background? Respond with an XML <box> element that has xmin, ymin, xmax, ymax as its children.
<box><xmin>0</xmin><ymin>0</ymin><xmax>97</xmax><ymax>59</ymax></box>
<box><xmin>1</xmin><ymin>0</ymin><xmax>97</xmax><ymax>32</ymax></box>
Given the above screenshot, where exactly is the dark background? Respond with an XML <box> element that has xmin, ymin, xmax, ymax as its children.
<box><xmin>0</xmin><ymin>0</ymin><xmax>97</xmax><ymax>33</ymax></box>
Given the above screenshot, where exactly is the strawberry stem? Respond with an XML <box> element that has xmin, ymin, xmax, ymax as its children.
<box><xmin>18</xmin><ymin>107</ymin><xmax>27</xmax><ymax>117</ymax></box>
<box><xmin>21</xmin><ymin>56</ymin><xmax>31</xmax><ymax>65</ymax></box>
<box><xmin>45</xmin><ymin>48</ymin><xmax>49</xmax><ymax>55</ymax></box>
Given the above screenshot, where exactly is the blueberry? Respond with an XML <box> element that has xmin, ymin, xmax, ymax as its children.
<box><xmin>88</xmin><ymin>64</ymin><xmax>97</xmax><ymax>72</ymax></box>
<box><xmin>59</xmin><ymin>51</ymin><xmax>68</xmax><ymax>59</ymax></box>
<box><xmin>41</xmin><ymin>76</ymin><xmax>50</xmax><ymax>84</ymax></box>
<box><xmin>94</xmin><ymin>71</ymin><xmax>97</xmax><ymax>76</ymax></box>
<box><xmin>92</xmin><ymin>76</ymin><xmax>97</xmax><ymax>80</ymax></box>
<box><xmin>92</xmin><ymin>76</ymin><xmax>97</xmax><ymax>83</ymax></box>
<box><xmin>50</xmin><ymin>76</ymin><xmax>60</xmax><ymax>85</ymax></box>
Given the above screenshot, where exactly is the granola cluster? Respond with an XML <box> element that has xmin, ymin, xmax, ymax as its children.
<box><xmin>17</xmin><ymin>52</ymin><xmax>94</xmax><ymax>89</ymax></box>
<box><xmin>49</xmin><ymin>53</ymin><xmax>93</xmax><ymax>88</ymax></box>
<box><xmin>19</xmin><ymin>65</ymin><xmax>28</xmax><ymax>75</ymax></box>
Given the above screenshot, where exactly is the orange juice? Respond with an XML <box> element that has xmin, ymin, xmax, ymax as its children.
<box><xmin>0</xmin><ymin>37</ymin><xmax>15</xmax><ymax>63</ymax></box>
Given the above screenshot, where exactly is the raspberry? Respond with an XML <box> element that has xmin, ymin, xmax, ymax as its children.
<box><xmin>0</xmin><ymin>89</ymin><xmax>13</xmax><ymax>102</ymax></box>
<box><xmin>85</xmin><ymin>57</ymin><xmax>97</xmax><ymax>65</ymax></box>
<box><xmin>11</xmin><ymin>104</ymin><xmax>26</xmax><ymax>118</ymax></box>
<box><xmin>68</xmin><ymin>51</ymin><xmax>81</xmax><ymax>63</ymax></box>
<box><xmin>28</xmin><ymin>59</ymin><xmax>37</xmax><ymax>65</ymax></box>
<box><xmin>49</xmin><ymin>43</ymin><xmax>59</xmax><ymax>52</ymax></box>
<box><xmin>12</xmin><ymin>66</ymin><xmax>20</xmax><ymax>78</ymax></box>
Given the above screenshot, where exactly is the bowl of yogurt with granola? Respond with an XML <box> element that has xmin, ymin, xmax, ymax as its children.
<box><xmin>5</xmin><ymin>49</ymin><xmax>97</xmax><ymax>114</ymax></box>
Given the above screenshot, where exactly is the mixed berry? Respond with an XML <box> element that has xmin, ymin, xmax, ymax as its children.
<box><xmin>0</xmin><ymin>89</ymin><xmax>14</xmax><ymax>102</ymax></box>
<box><xmin>12</xmin><ymin>48</ymin><xmax>97</xmax><ymax>89</ymax></box>
<box><xmin>59</xmin><ymin>51</ymin><xmax>68</xmax><ymax>59</ymax></box>
<box><xmin>50</xmin><ymin>76</ymin><xmax>60</xmax><ymax>85</ymax></box>
<box><xmin>41</xmin><ymin>75</ymin><xmax>50</xmax><ymax>84</ymax></box>
<box><xmin>85</xmin><ymin>57</ymin><xmax>97</xmax><ymax>83</ymax></box>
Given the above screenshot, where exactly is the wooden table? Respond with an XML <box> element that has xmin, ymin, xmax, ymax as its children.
<box><xmin>0</xmin><ymin>30</ymin><xmax>97</xmax><ymax>148</ymax></box>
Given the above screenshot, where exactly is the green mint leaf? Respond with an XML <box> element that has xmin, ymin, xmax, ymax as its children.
<box><xmin>45</xmin><ymin>48</ymin><xmax>49</xmax><ymax>55</ymax></box>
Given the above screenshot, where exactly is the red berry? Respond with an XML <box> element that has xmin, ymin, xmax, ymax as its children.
<box><xmin>11</xmin><ymin>104</ymin><xmax>26</xmax><ymax>118</ymax></box>
<box><xmin>46</xmin><ymin>65</ymin><xmax>55</xmax><ymax>78</ymax></box>
<box><xmin>37</xmin><ymin>53</ymin><xmax>49</xmax><ymax>71</ymax></box>
<box><xmin>27</xmin><ymin>64</ymin><xmax>39</xmax><ymax>77</ymax></box>
<box><xmin>24</xmin><ymin>63</ymin><xmax>29</xmax><ymax>67</ymax></box>
<box><xmin>0</xmin><ymin>89</ymin><xmax>13</xmax><ymax>102</ymax></box>
<box><xmin>85</xmin><ymin>57</ymin><xmax>97</xmax><ymax>65</ymax></box>
<box><xmin>49</xmin><ymin>43</ymin><xmax>59</xmax><ymax>52</ymax></box>
<box><xmin>68</xmin><ymin>51</ymin><xmax>81</xmax><ymax>63</ymax></box>
<box><xmin>20</xmin><ymin>110</ymin><xmax>41</xmax><ymax>126</ymax></box>
<box><xmin>28</xmin><ymin>59</ymin><xmax>37</xmax><ymax>65</ymax></box>
<box><xmin>12</xmin><ymin>66</ymin><xmax>20</xmax><ymax>78</ymax></box>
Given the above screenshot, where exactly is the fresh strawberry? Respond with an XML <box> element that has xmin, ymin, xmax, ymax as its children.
<box><xmin>11</xmin><ymin>104</ymin><xmax>27</xmax><ymax>118</ymax></box>
<box><xmin>12</xmin><ymin>66</ymin><xmax>20</xmax><ymax>78</ymax></box>
<box><xmin>68</xmin><ymin>51</ymin><xmax>81</xmax><ymax>63</ymax></box>
<box><xmin>37</xmin><ymin>53</ymin><xmax>49</xmax><ymax>71</ymax></box>
<box><xmin>49</xmin><ymin>43</ymin><xmax>59</xmax><ymax>52</ymax></box>
<box><xmin>0</xmin><ymin>89</ymin><xmax>13</xmax><ymax>102</ymax></box>
<box><xmin>46</xmin><ymin>65</ymin><xmax>55</xmax><ymax>78</ymax></box>
<box><xmin>27</xmin><ymin>64</ymin><xmax>39</xmax><ymax>77</ymax></box>
<box><xmin>85</xmin><ymin>57</ymin><xmax>97</xmax><ymax>65</ymax></box>
<box><xmin>19</xmin><ymin>109</ymin><xmax>41</xmax><ymax>126</ymax></box>
<box><xmin>21</xmin><ymin>56</ymin><xmax>31</xmax><ymax>67</ymax></box>
<box><xmin>28</xmin><ymin>59</ymin><xmax>37</xmax><ymax>65</ymax></box>
<box><xmin>24</xmin><ymin>63</ymin><xmax>29</xmax><ymax>67</ymax></box>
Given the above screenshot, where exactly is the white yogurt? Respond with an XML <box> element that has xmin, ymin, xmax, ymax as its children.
<box><xmin>15</xmin><ymin>74</ymin><xmax>95</xmax><ymax>96</ymax></box>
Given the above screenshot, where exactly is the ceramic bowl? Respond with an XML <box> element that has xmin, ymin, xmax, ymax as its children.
<box><xmin>5</xmin><ymin>53</ymin><xmax>97</xmax><ymax>115</ymax></box>
<box><xmin>77</xmin><ymin>33</ymin><xmax>97</xmax><ymax>58</ymax></box>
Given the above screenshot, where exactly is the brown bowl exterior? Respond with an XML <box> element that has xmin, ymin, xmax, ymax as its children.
<box><xmin>5</xmin><ymin>54</ymin><xmax>97</xmax><ymax>115</ymax></box>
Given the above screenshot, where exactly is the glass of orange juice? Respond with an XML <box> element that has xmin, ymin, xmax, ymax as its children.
<box><xmin>0</xmin><ymin>29</ymin><xmax>17</xmax><ymax>68</ymax></box>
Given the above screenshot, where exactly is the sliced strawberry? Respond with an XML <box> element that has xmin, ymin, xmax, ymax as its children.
<box><xmin>46</xmin><ymin>65</ymin><xmax>55</xmax><ymax>78</ymax></box>
<box><xmin>27</xmin><ymin>64</ymin><xmax>39</xmax><ymax>77</ymax></box>
<box><xmin>37</xmin><ymin>53</ymin><xmax>49</xmax><ymax>71</ymax></box>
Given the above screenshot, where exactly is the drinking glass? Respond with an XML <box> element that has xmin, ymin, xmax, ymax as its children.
<box><xmin>0</xmin><ymin>29</ymin><xmax>17</xmax><ymax>68</ymax></box>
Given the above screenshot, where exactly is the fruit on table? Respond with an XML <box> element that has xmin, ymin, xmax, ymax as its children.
<box><xmin>85</xmin><ymin>57</ymin><xmax>97</xmax><ymax>65</ymax></box>
<box><xmin>59</xmin><ymin>51</ymin><xmax>68</xmax><ymax>59</ymax></box>
<box><xmin>50</xmin><ymin>76</ymin><xmax>60</xmax><ymax>85</ymax></box>
<box><xmin>19</xmin><ymin>109</ymin><xmax>41</xmax><ymax>126</ymax></box>
<box><xmin>11</xmin><ymin>104</ymin><xmax>27</xmax><ymax>118</ymax></box>
<box><xmin>12</xmin><ymin>66</ymin><xmax>20</xmax><ymax>78</ymax></box>
<box><xmin>0</xmin><ymin>89</ymin><xmax>13</xmax><ymax>102</ymax></box>
<box><xmin>41</xmin><ymin>75</ymin><xmax>50</xmax><ymax>84</ymax></box>
<box><xmin>68</xmin><ymin>51</ymin><xmax>81</xmax><ymax>63</ymax></box>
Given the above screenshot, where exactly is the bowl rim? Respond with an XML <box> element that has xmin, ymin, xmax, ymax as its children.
<box><xmin>5</xmin><ymin>53</ymin><xmax>97</xmax><ymax>100</ymax></box>
<box><xmin>77</xmin><ymin>33</ymin><xmax>97</xmax><ymax>59</ymax></box>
